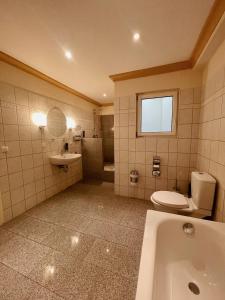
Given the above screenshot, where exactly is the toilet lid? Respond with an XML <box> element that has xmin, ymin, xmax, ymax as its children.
<box><xmin>152</xmin><ymin>191</ymin><xmax>189</xmax><ymax>209</ymax></box>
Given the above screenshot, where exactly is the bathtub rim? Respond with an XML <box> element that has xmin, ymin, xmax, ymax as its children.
<box><xmin>135</xmin><ymin>210</ymin><xmax>225</xmax><ymax>300</ymax></box>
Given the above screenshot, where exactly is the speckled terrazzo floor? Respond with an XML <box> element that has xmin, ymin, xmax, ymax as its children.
<box><xmin>0</xmin><ymin>181</ymin><xmax>152</xmax><ymax>299</ymax></box>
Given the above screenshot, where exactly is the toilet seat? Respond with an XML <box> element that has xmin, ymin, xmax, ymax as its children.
<box><xmin>151</xmin><ymin>191</ymin><xmax>189</xmax><ymax>209</ymax></box>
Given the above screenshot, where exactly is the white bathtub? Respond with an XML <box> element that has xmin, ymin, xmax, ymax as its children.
<box><xmin>136</xmin><ymin>210</ymin><xmax>225</xmax><ymax>300</ymax></box>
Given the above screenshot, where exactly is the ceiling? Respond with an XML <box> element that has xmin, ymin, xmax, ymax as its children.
<box><xmin>0</xmin><ymin>0</ymin><xmax>215</xmax><ymax>104</ymax></box>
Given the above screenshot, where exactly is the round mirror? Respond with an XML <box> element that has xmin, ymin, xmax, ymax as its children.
<box><xmin>47</xmin><ymin>107</ymin><xmax>67</xmax><ymax>137</ymax></box>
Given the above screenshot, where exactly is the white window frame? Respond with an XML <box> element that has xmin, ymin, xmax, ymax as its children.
<box><xmin>137</xmin><ymin>89</ymin><xmax>178</xmax><ymax>136</ymax></box>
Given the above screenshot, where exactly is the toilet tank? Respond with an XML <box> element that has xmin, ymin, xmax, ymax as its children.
<box><xmin>191</xmin><ymin>172</ymin><xmax>216</xmax><ymax>211</ymax></box>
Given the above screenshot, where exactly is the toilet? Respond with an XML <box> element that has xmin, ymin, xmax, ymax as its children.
<box><xmin>150</xmin><ymin>172</ymin><xmax>216</xmax><ymax>218</ymax></box>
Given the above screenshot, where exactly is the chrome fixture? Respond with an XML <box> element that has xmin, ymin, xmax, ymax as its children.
<box><xmin>130</xmin><ymin>169</ymin><xmax>139</xmax><ymax>186</ymax></box>
<box><xmin>188</xmin><ymin>282</ymin><xmax>200</xmax><ymax>295</ymax></box>
<box><xmin>60</xmin><ymin>142</ymin><xmax>69</xmax><ymax>155</ymax></box>
<box><xmin>183</xmin><ymin>223</ymin><xmax>195</xmax><ymax>235</ymax></box>
<box><xmin>152</xmin><ymin>156</ymin><xmax>160</xmax><ymax>177</ymax></box>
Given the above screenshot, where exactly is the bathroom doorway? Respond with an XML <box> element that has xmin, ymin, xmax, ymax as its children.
<box><xmin>101</xmin><ymin>115</ymin><xmax>114</xmax><ymax>182</ymax></box>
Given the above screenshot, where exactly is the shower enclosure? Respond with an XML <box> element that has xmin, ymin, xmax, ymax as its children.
<box><xmin>101</xmin><ymin>115</ymin><xmax>114</xmax><ymax>182</ymax></box>
<box><xmin>81</xmin><ymin>110</ymin><xmax>114</xmax><ymax>182</ymax></box>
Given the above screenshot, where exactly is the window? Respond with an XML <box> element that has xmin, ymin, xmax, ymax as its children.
<box><xmin>137</xmin><ymin>90</ymin><xmax>178</xmax><ymax>136</ymax></box>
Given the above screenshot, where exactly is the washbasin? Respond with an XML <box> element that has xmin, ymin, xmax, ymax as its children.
<box><xmin>49</xmin><ymin>153</ymin><xmax>81</xmax><ymax>165</ymax></box>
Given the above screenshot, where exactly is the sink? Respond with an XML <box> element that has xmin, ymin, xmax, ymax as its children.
<box><xmin>49</xmin><ymin>153</ymin><xmax>82</xmax><ymax>166</ymax></box>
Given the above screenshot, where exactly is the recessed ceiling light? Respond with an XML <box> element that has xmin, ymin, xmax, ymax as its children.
<box><xmin>103</xmin><ymin>93</ymin><xmax>107</xmax><ymax>97</ymax></box>
<box><xmin>64</xmin><ymin>50</ymin><xmax>73</xmax><ymax>60</ymax></box>
<box><xmin>133</xmin><ymin>32</ymin><xmax>140</xmax><ymax>41</ymax></box>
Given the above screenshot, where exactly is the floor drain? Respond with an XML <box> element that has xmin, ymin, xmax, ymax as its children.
<box><xmin>188</xmin><ymin>282</ymin><xmax>200</xmax><ymax>295</ymax></box>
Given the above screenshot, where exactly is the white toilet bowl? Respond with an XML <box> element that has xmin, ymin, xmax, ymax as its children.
<box><xmin>150</xmin><ymin>172</ymin><xmax>216</xmax><ymax>218</ymax></box>
<box><xmin>150</xmin><ymin>191</ymin><xmax>197</xmax><ymax>216</ymax></box>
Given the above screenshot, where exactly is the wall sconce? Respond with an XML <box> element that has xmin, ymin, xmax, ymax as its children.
<box><xmin>32</xmin><ymin>112</ymin><xmax>47</xmax><ymax>129</ymax></box>
<box><xmin>66</xmin><ymin>117</ymin><xmax>76</xmax><ymax>130</ymax></box>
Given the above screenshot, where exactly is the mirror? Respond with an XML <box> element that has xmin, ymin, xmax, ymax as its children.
<box><xmin>47</xmin><ymin>107</ymin><xmax>67</xmax><ymax>137</ymax></box>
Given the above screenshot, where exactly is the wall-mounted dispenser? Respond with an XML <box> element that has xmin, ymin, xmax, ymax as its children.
<box><xmin>130</xmin><ymin>170</ymin><xmax>139</xmax><ymax>185</ymax></box>
<box><xmin>73</xmin><ymin>130</ymin><xmax>85</xmax><ymax>141</ymax></box>
<box><xmin>73</xmin><ymin>134</ymin><xmax>82</xmax><ymax>141</ymax></box>
<box><xmin>152</xmin><ymin>156</ymin><xmax>160</xmax><ymax>176</ymax></box>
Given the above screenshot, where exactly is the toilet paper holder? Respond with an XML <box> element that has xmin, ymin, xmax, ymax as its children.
<box><xmin>152</xmin><ymin>156</ymin><xmax>160</xmax><ymax>177</ymax></box>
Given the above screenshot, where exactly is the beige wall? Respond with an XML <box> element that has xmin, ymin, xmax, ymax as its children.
<box><xmin>0</xmin><ymin>62</ymin><xmax>97</xmax><ymax>223</ymax></box>
<box><xmin>114</xmin><ymin>69</ymin><xmax>202</xmax><ymax>199</ymax></box>
<box><xmin>114</xmin><ymin>37</ymin><xmax>225</xmax><ymax>223</ymax></box>
<box><xmin>0</xmin><ymin>62</ymin><xmax>97</xmax><ymax>111</ymax></box>
<box><xmin>100</xmin><ymin>105</ymin><xmax>114</xmax><ymax>115</ymax></box>
<box><xmin>197</xmin><ymin>39</ymin><xmax>225</xmax><ymax>222</ymax></box>
<box><xmin>115</xmin><ymin>69</ymin><xmax>202</xmax><ymax>96</ymax></box>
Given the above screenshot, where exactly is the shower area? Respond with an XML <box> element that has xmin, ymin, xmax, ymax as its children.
<box><xmin>81</xmin><ymin>109</ymin><xmax>114</xmax><ymax>183</ymax></box>
<box><xmin>101</xmin><ymin>114</ymin><xmax>114</xmax><ymax>182</ymax></box>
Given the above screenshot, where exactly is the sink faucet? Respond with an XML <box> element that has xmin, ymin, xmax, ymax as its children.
<box><xmin>61</xmin><ymin>142</ymin><xmax>69</xmax><ymax>155</ymax></box>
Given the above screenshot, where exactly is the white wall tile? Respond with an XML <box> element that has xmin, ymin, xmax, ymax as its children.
<box><xmin>0</xmin><ymin>82</ymin><xmax>15</xmax><ymax>103</ymax></box>
<box><xmin>36</xmin><ymin>190</ymin><xmax>46</xmax><ymax>204</ymax></box>
<box><xmin>34</xmin><ymin>166</ymin><xmax>44</xmax><ymax>180</ymax></box>
<box><xmin>33</xmin><ymin>153</ymin><xmax>43</xmax><ymax>167</ymax></box>
<box><xmin>15</xmin><ymin>88</ymin><xmax>29</xmax><ymax>106</ymax></box>
<box><xmin>178</xmin><ymin>139</ymin><xmax>191</xmax><ymax>153</ymax></box>
<box><xmin>20</xmin><ymin>141</ymin><xmax>32</xmax><ymax>155</ymax></box>
<box><xmin>1</xmin><ymin>191</ymin><xmax>11</xmax><ymax>209</ymax></box>
<box><xmin>35</xmin><ymin>179</ymin><xmax>45</xmax><ymax>193</ymax></box>
<box><xmin>2</xmin><ymin>106</ymin><xmax>18</xmax><ymax>124</ymax></box>
<box><xmin>178</xmin><ymin>109</ymin><xmax>193</xmax><ymax>124</ymax></box>
<box><xmin>12</xmin><ymin>201</ymin><xmax>25</xmax><ymax>218</ymax></box>
<box><xmin>24</xmin><ymin>182</ymin><xmax>36</xmax><ymax>198</ymax></box>
<box><xmin>0</xmin><ymin>124</ymin><xmax>3</xmax><ymax>141</ymax></box>
<box><xmin>157</xmin><ymin>139</ymin><xmax>168</xmax><ymax>153</ymax></box>
<box><xmin>17</xmin><ymin>107</ymin><xmax>30</xmax><ymax>125</ymax></box>
<box><xmin>115</xmin><ymin>86</ymin><xmax>201</xmax><ymax>199</ymax></box>
<box><xmin>22</xmin><ymin>169</ymin><xmax>34</xmax><ymax>184</ymax></box>
<box><xmin>119</xmin><ymin>112</ymin><xmax>128</xmax><ymax>126</ymax></box>
<box><xmin>32</xmin><ymin>140</ymin><xmax>43</xmax><ymax>153</ymax></box>
<box><xmin>119</xmin><ymin>96</ymin><xmax>129</xmax><ymax>110</ymax></box>
<box><xmin>8</xmin><ymin>171</ymin><xmax>23</xmax><ymax>189</ymax></box>
<box><xmin>4</xmin><ymin>125</ymin><xmax>19</xmax><ymax>141</ymax></box>
<box><xmin>136</xmin><ymin>138</ymin><xmax>145</xmax><ymax>152</ymax></box>
<box><xmin>0</xmin><ymin>82</ymin><xmax>85</xmax><ymax>223</ymax></box>
<box><xmin>25</xmin><ymin>195</ymin><xmax>37</xmax><ymax>210</ymax></box>
<box><xmin>3</xmin><ymin>207</ymin><xmax>12</xmax><ymax>222</ymax></box>
<box><xmin>11</xmin><ymin>187</ymin><xmax>25</xmax><ymax>204</ymax></box>
<box><xmin>6</xmin><ymin>141</ymin><xmax>21</xmax><ymax>157</ymax></box>
<box><xmin>0</xmin><ymin>175</ymin><xmax>9</xmax><ymax>192</ymax></box>
<box><xmin>180</xmin><ymin>88</ymin><xmax>194</xmax><ymax>105</ymax></box>
<box><xmin>19</xmin><ymin>125</ymin><xmax>32</xmax><ymax>140</ymax></box>
<box><xmin>7</xmin><ymin>157</ymin><xmax>22</xmax><ymax>174</ymax></box>
<box><xmin>21</xmin><ymin>155</ymin><xmax>34</xmax><ymax>170</ymax></box>
<box><xmin>0</xmin><ymin>159</ymin><xmax>7</xmax><ymax>176</ymax></box>
<box><xmin>119</xmin><ymin>127</ymin><xmax>128</xmax><ymax>138</ymax></box>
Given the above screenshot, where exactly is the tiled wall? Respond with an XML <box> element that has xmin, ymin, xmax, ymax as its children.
<box><xmin>197</xmin><ymin>62</ymin><xmax>225</xmax><ymax>222</ymax></box>
<box><xmin>114</xmin><ymin>87</ymin><xmax>201</xmax><ymax>200</ymax></box>
<box><xmin>0</xmin><ymin>81</ymin><xmax>95</xmax><ymax>223</ymax></box>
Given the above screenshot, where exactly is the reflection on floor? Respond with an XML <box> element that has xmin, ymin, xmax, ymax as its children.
<box><xmin>103</xmin><ymin>163</ymin><xmax>115</xmax><ymax>172</ymax></box>
<box><xmin>103</xmin><ymin>163</ymin><xmax>115</xmax><ymax>182</ymax></box>
<box><xmin>0</xmin><ymin>181</ymin><xmax>152</xmax><ymax>299</ymax></box>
